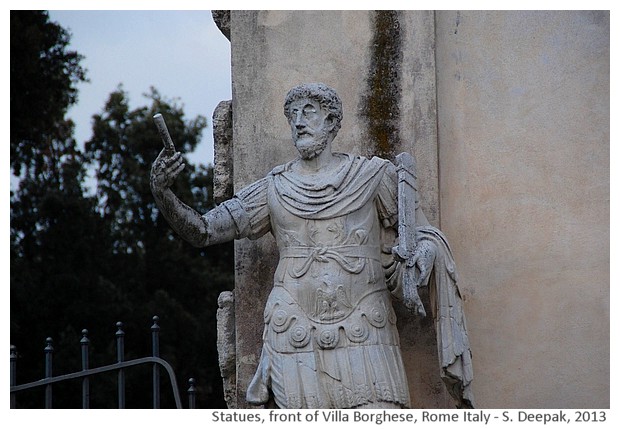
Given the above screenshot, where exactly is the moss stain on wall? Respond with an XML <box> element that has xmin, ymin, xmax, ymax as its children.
<box><xmin>361</xmin><ymin>11</ymin><xmax>403</xmax><ymax>160</ymax></box>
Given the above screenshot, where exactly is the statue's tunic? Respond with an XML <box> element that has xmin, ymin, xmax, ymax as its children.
<box><xmin>222</xmin><ymin>153</ymin><xmax>410</xmax><ymax>408</ymax></box>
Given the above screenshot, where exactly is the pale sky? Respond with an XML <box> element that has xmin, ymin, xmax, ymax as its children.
<box><xmin>47</xmin><ymin>10</ymin><xmax>232</xmax><ymax>167</ymax></box>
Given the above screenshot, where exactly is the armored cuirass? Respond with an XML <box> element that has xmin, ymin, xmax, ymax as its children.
<box><xmin>266</xmin><ymin>188</ymin><xmax>399</xmax><ymax>353</ymax></box>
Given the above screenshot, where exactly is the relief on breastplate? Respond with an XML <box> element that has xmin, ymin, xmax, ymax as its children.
<box><xmin>273</xmin><ymin>204</ymin><xmax>386</xmax><ymax>326</ymax></box>
<box><xmin>276</xmin><ymin>214</ymin><xmax>377</xmax><ymax>278</ymax></box>
<box><xmin>313</xmin><ymin>278</ymin><xmax>352</xmax><ymax>321</ymax></box>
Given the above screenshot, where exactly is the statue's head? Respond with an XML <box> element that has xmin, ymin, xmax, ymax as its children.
<box><xmin>284</xmin><ymin>83</ymin><xmax>343</xmax><ymax>133</ymax></box>
<box><xmin>283</xmin><ymin>83</ymin><xmax>343</xmax><ymax>159</ymax></box>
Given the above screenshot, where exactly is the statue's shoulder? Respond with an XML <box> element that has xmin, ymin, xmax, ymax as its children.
<box><xmin>269</xmin><ymin>159</ymin><xmax>296</xmax><ymax>176</ymax></box>
<box><xmin>369</xmin><ymin>154</ymin><xmax>394</xmax><ymax>167</ymax></box>
<box><xmin>362</xmin><ymin>155</ymin><xmax>394</xmax><ymax>178</ymax></box>
<box><xmin>335</xmin><ymin>152</ymin><xmax>389</xmax><ymax>168</ymax></box>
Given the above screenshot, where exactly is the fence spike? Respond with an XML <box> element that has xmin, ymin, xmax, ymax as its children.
<box><xmin>116</xmin><ymin>322</ymin><xmax>125</xmax><ymax>409</ymax></box>
<box><xmin>115</xmin><ymin>322</ymin><xmax>125</xmax><ymax>338</ymax></box>
<box><xmin>44</xmin><ymin>337</ymin><xmax>54</xmax><ymax>355</ymax></box>
<box><xmin>44</xmin><ymin>337</ymin><xmax>53</xmax><ymax>408</ymax></box>
<box><xmin>188</xmin><ymin>378</ymin><xmax>196</xmax><ymax>409</ymax></box>
<box><xmin>151</xmin><ymin>316</ymin><xmax>160</xmax><ymax>409</ymax></box>
<box><xmin>151</xmin><ymin>315</ymin><xmax>160</xmax><ymax>333</ymax></box>
<box><xmin>81</xmin><ymin>329</ymin><xmax>90</xmax><ymax>409</ymax></box>
<box><xmin>10</xmin><ymin>345</ymin><xmax>17</xmax><ymax>409</ymax></box>
<box><xmin>80</xmin><ymin>329</ymin><xmax>90</xmax><ymax>346</ymax></box>
<box><xmin>115</xmin><ymin>322</ymin><xmax>125</xmax><ymax>362</ymax></box>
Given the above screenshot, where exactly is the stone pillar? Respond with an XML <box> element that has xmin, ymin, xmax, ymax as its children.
<box><xmin>212</xmin><ymin>100</ymin><xmax>234</xmax><ymax>204</ymax></box>
<box><xmin>230</xmin><ymin>10</ymin><xmax>446</xmax><ymax>408</ymax></box>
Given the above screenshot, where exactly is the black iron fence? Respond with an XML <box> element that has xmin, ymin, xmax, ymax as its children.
<box><xmin>10</xmin><ymin>316</ymin><xmax>196</xmax><ymax>409</ymax></box>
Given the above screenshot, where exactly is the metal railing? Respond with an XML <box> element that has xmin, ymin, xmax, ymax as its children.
<box><xmin>10</xmin><ymin>316</ymin><xmax>196</xmax><ymax>409</ymax></box>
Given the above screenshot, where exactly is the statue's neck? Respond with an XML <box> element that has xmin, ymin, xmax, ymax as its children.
<box><xmin>298</xmin><ymin>149</ymin><xmax>336</xmax><ymax>173</ymax></box>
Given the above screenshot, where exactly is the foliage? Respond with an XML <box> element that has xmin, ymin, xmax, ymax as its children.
<box><xmin>10</xmin><ymin>10</ymin><xmax>87</xmax><ymax>179</ymax></box>
<box><xmin>10</xmin><ymin>11</ymin><xmax>232</xmax><ymax>408</ymax></box>
<box><xmin>84</xmin><ymin>87</ymin><xmax>234</xmax><ymax>408</ymax></box>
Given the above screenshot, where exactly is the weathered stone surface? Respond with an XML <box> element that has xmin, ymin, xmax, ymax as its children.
<box><xmin>216</xmin><ymin>290</ymin><xmax>237</xmax><ymax>408</ymax></box>
<box><xmin>211</xmin><ymin>10</ymin><xmax>230</xmax><ymax>41</ymax></box>
<box><xmin>213</xmin><ymin>100</ymin><xmax>233</xmax><ymax>204</ymax></box>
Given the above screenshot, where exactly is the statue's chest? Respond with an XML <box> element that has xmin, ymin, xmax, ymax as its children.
<box><xmin>267</xmin><ymin>188</ymin><xmax>380</xmax><ymax>248</ymax></box>
<box><xmin>267</xmin><ymin>185</ymin><xmax>387</xmax><ymax>315</ymax></box>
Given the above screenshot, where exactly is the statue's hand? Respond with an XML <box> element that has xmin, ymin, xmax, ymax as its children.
<box><xmin>150</xmin><ymin>149</ymin><xmax>185</xmax><ymax>194</ymax></box>
<box><xmin>408</xmin><ymin>240</ymin><xmax>437</xmax><ymax>286</ymax></box>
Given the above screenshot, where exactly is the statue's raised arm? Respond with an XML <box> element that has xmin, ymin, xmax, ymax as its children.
<box><xmin>149</xmin><ymin>114</ymin><xmax>238</xmax><ymax>247</ymax></box>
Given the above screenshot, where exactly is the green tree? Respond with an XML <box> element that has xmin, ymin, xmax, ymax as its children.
<box><xmin>11</xmin><ymin>11</ymin><xmax>232</xmax><ymax>408</ymax></box>
<box><xmin>10</xmin><ymin>10</ymin><xmax>87</xmax><ymax>179</ymax></box>
<box><xmin>85</xmin><ymin>87</ymin><xmax>233</xmax><ymax>408</ymax></box>
<box><xmin>10</xmin><ymin>10</ymin><xmax>100</xmax><ymax>408</ymax></box>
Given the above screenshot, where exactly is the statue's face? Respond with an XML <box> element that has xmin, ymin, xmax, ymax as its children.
<box><xmin>288</xmin><ymin>98</ymin><xmax>333</xmax><ymax>160</ymax></box>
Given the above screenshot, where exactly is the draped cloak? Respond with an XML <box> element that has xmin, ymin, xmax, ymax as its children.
<box><xmin>219</xmin><ymin>153</ymin><xmax>474</xmax><ymax>408</ymax></box>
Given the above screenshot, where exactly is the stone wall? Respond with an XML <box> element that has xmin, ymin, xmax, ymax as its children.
<box><xmin>435</xmin><ymin>10</ymin><xmax>609</xmax><ymax>408</ymax></box>
<box><xmin>225</xmin><ymin>10</ymin><xmax>609</xmax><ymax>408</ymax></box>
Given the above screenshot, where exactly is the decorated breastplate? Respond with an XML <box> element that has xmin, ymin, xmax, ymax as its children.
<box><xmin>265</xmin><ymin>192</ymin><xmax>398</xmax><ymax>352</ymax></box>
<box><xmin>262</xmin><ymin>156</ymin><xmax>399</xmax><ymax>352</ymax></box>
<box><xmin>272</xmin><ymin>196</ymin><xmax>386</xmax><ymax>308</ymax></box>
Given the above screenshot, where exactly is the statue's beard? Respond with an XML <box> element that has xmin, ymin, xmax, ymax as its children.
<box><xmin>294</xmin><ymin>133</ymin><xmax>329</xmax><ymax>160</ymax></box>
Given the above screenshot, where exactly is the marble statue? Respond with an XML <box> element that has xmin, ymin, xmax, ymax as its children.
<box><xmin>150</xmin><ymin>83</ymin><xmax>474</xmax><ymax>409</ymax></box>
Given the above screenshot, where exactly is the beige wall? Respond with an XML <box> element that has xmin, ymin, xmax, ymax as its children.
<box><xmin>435</xmin><ymin>11</ymin><xmax>609</xmax><ymax>408</ymax></box>
<box><xmin>228</xmin><ymin>10</ymin><xmax>609</xmax><ymax>408</ymax></box>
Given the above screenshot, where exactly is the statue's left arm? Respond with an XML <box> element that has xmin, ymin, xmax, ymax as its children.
<box><xmin>378</xmin><ymin>159</ymin><xmax>475</xmax><ymax>409</ymax></box>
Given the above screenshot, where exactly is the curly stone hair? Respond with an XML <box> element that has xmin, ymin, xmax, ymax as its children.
<box><xmin>283</xmin><ymin>83</ymin><xmax>343</xmax><ymax>134</ymax></box>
